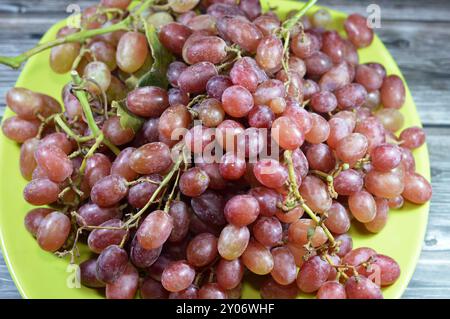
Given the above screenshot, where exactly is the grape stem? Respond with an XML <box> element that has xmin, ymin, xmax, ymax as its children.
<box><xmin>124</xmin><ymin>148</ymin><xmax>185</xmax><ymax>227</ymax></box>
<box><xmin>0</xmin><ymin>0</ymin><xmax>158</xmax><ymax>69</ymax></box>
<box><xmin>284</xmin><ymin>150</ymin><xmax>336</xmax><ymax>247</ymax></box>
<box><xmin>70</xmin><ymin>71</ymin><xmax>120</xmax><ymax>155</ymax></box>
<box><xmin>281</xmin><ymin>0</ymin><xmax>318</xmax><ymax>31</ymax></box>
<box><xmin>54</xmin><ymin>114</ymin><xmax>94</xmax><ymax>143</ymax></box>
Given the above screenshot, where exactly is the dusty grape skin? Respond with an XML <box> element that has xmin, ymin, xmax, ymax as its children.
<box><xmin>106</xmin><ymin>263</ymin><xmax>139</xmax><ymax>299</ymax></box>
<box><xmin>197</xmin><ymin>98</ymin><xmax>225</xmax><ymax>127</ymax></box>
<box><xmin>296</xmin><ymin>255</ymin><xmax>331</xmax><ymax>293</ymax></box>
<box><xmin>2</xmin><ymin>116</ymin><xmax>40</xmax><ymax>143</ymax></box>
<box><xmin>288</xmin><ymin>218</ymin><xmax>327</xmax><ymax>248</ymax></box>
<box><xmin>364</xmin><ymin>169</ymin><xmax>405</xmax><ymax>199</ymax></box>
<box><xmin>140</xmin><ymin>277</ymin><xmax>169</xmax><ymax>299</ymax></box>
<box><xmin>348</xmin><ymin>190</ymin><xmax>377</xmax><ymax>223</ymax></box>
<box><xmin>355</xmin><ymin>117</ymin><xmax>386</xmax><ymax>153</ymax></box>
<box><xmin>183</xmin><ymin>35</ymin><xmax>227</xmax><ymax>65</ymax></box>
<box><xmin>159</xmin><ymin>22</ymin><xmax>193</xmax><ymax>56</ymax></box>
<box><xmin>169</xmin><ymin>284</ymin><xmax>199</xmax><ymax>299</ymax></box>
<box><xmin>206</xmin><ymin>75</ymin><xmax>233</xmax><ymax>99</ymax></box>
<box><xmin>291</xmin><ymin>31</ymin><xmax>321</xmax><ymax>59</ymax></box>
<box><xmin>305</xmin><ymin>51</ymin><xmax>332</xmax><ymax>77</ymax></box>
<box><xmin>126</xmin><ymin>86</ymin><xmax>169</xmax><ymax>118</ymax></box>
<box><xmin>253</xmin><ymin>159</ymin><xmax>288</xmax><ymax>189</ymax></box>
<box><xmin>253</xmin><ymin>79</ymin><xmax>285</xmax><ymax>105</ymax></box>
<box><xmin>87</xmin><ymin>219</ymin><xmax>128</xmax><ymax>254</ymax></box>
<box><xmin>129</xmin><ymin>142</ymin><xmax>172</xmax><ymax>175</ymax></box>
<box><xmin>254</xmin><ymin>14</ymin><xmax>280</xmax><ymax>36</ymax></box>
<box><xmin>216</xmin><ymin>258</ymin><xmax>244</xmax><ymax>290</ymax></box>
<box><xmin>130</xmin><ymin>235</ymin><xmax>162</xmax><ymax>269</ymax></box>
<box><xmin>299</xmin><ymin>175</ymin><xmax>332</xmax><ymax>214</ymax></box>
<box><xmin>249</xmin><ymin>187</ymin><xmax>283</xmax><ymax>217</ymax></box>
<box><xmin>161</xmin><ymin>261</ymin><xmax>196</xmax><ymax>292</ymax></box>
<box><xmin>77</xmin><ymin>203</ymin><xmax>121</xmax><ymax>227</ymax></box>
<box><xmin>90</xmin><ymin>174</ymin><xmax>128</xmax><ymax>208</ymax></box>
<box><xmin>219</xmin><ymin>16</ymin><xmax>262</xmax><ymax>53</ymax></box>
<box><xmin>344</xmin><ymin>14</ymin><xmax>374</xmax><ymax>48</ymax></box>
<box><xmin>36</xmin><ymin>212</ymin><xmax>71</xmax><ymax>252</ymax></box>
<box><xmin>333</xmin><ymin>169</ymin><xmax>363</xmax><ymax>196</ymax></box>
<box><xmin>335</xmin><ymin>83</ymin><xmax>367</xmax><ymax>110</ymax></box>
<box><xmin>319</xmin><ymin>62</ymin><xmax>352</xmax><ymax>92</ymax></box>
<box><xmin>80</xmin><ymin>259</ymin><xmax>105</xmax><ymax>288</ymax></box>
<box><xmin>96</xmin><ymin>245</ymin><xmax>128</xmax><ymax>284</ymax></box>
<box><xmin>317</xmin><ymin>281</ymin><xmax>347</xmax><ymax>299</ymax></box>
<box><xmin>325</xmin><ymin>201</ymin><xmax>351</xmax><ymax>235</ymax></box>
<box><xmin>198</xmin><ymin>283</ymin><xmax>228</xmax><ymax>299</ymax></box>
<box><xmin>364</xmin><ymin>198</ymin><xmax>389</xmax><ymax>233</ymax></box>
<box><xmin>221</xmin><ymin>85</ymin><xmax>254</xmax><ymax>118</ymax></box>
<box><xmin>178</xmin><ymin>62</ymin><xmax>218</xmax><ymax>94</ymax></box>
<box><xmin>102</xmin><ymin>116</ymin><xmax>134</xmax><ymax>146</ymax></box>
<box><xmin>272</xmin><ymin>116</ymin><xmax>305</xmax><ymax>151</ymax></box>
<box><xmin>179</xmin><ymin>167</ymin><xmax>210</xmax><ymax>197</ymax></box>
<box><xmin>253</xmin><ymin>216</ymin><xmax>282</xmax><ymax>247</ymax></box>
<box><xmin>34</xmin><ymin>145</ymin><xmax>73</xmax><ymax>183</ymax></box>
<box><xmin>371</xmin><ymin>144</ymin><xmax>402</xmax><ymax>172</ymax></box>
<box><xmin>137</xmin><ymin>210</ymin><xmax>174</xmax><ymax>250</ymax></box>
<box><xmin>23</xmin><ymin>178</ymin><xmax>60</xmax><ymax>206</ymax></box>
<box><xmin>306</xmin><ymin>143</ymin><xmax>336</xmax><ymax>173</ymax></box>
<box><xmin>224</xmin><ymin>195</ymin><xmax>259</xmax><ymax>227</ymax></box>
<box><xmin>342</xmin><ymin>247</ymin><xmax>377</xmax><ymax>272</ymax></box>
<box><xmin>305</xmin><ymin>113</ymin><xmax>330</xmax><ymax>144</ymax></box>
<box><xmin>345</xmin><ymin>276</ymin><xmax>383</xmax><ymax>299</ymax></box>
<box><xmin>187</xmin><ymin>233</ymin><xmax>218</xmax><ymax>267</ymax></box>
<box><xmin>335</xmin><ymin>133</ymin><xmax>369</xmax><ymax>165</ymax></box>
<box><xmin>359</xmin><ymin>254</ymin><xmax>400</xmax><ymax>286</ymax></box>
<box><xmin>6</xmin><ymin>87</ymin><xmax>44</xmax><ymax>120</ymax></box>
<box><xmin>242</xmin><ymin>240</ymin><xmax>274</xmax><ymax>275</ymax></box>
<box><xmin>256</xmin><ymin>35</ymin><xmax>283</xmax><ymax>72</ymax></box>
<box><xmin>399</xmin><ymin>126</ymin><xmax>426</xmax><ymax>150</ymax></box>
<box><xmin>355</xmin><ymin>64</ymin><xmax>383</xmax><ymax>92</ymax></box>
<box><xmin>19</xmin><ymin>138</ymin><xmax>40</xmax><ymax>181</ymax></box>
<box><xmin>191</xmin><ymin>190</ymin><xmax>227</xmax><ymax>227</ymax></box>
<box><xmin>282</xmin><ymin>99</ymin><xmax>312</xmax><ymax>134</ymax></box>
<box><xmin>111</xmin><ymin>147</ymin><xmax>139</xmax><ymax>182</ymax></box>
<box><xmin>380</xmin><ymin>75</ymin><xmax>406</xmax><ymax>109</ymax></box>
<box><xmin>271</xmin><ymin>246</ymin><xmax>297</xmax><ymax>285</ymax></box>
<box><xmin>116</xmin><ymin>32</ymin><xmax>149</xmax><ymax>73</ymax></box>
<box><xmin>50</xmin><ymin>42</ymin><xmax>81</xmax><ymax>74</ymax></box>
<box><xmin>260</xmin><ymin>278</ymin><xmax>299</xmax><ymax>299</ymax></box>
<box><xmin>166</xmin><ymin>201</ymin><xmax>191</xmax><ymax>243</ymax></box>
<box><xmin>218</xmin><ymin>224</ymin><xmax>250</xmax><ymax>260</ymax></box>
<box><xmin>402</xmin><ymin>172</ymin><xmax>432</xmax><ymax>204</ymax></box>
<box><xmin>24</xmin><ymin>207</ymin><xmax>53</xmax><ymax>237</ymax></box>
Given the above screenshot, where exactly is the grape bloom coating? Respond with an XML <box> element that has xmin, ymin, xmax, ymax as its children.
<box><xmin>0</xmin><ymin>0</ymin><xmax>432</xmax><ymax>300</ymax></box>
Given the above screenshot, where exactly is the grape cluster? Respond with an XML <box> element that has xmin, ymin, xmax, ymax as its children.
<box><xmin>1</xmin><ymin>0</ymin><xmax>432</xmax><ymax>300</ymax></box>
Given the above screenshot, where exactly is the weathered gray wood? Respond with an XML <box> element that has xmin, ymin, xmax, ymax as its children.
<box><xmin>0</xmin><ymin>0</ymin><xmax>449</xmax><ymax>299</ymax></box>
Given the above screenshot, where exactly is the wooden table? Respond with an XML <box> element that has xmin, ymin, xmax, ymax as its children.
<box><xmin>0</xmin><ymin>0</ymin><xmax>449</xmax><ymax>299</ymax></box>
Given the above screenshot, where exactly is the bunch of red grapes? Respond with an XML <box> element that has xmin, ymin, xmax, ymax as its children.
<box><xmin>1</xmin><ymin>0</ymin><xmax>432</xmax><ymax>299</ymax></box>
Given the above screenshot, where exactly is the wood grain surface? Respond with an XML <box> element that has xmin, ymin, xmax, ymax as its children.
<box><xmin>0</xmin><ymin>0</ymin><xmax>449</xmax><ymax>299</ymax></box>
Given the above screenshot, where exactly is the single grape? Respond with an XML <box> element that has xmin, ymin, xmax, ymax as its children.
<box><xmin>271</xmin><ymin>116</ymin><xmax>305</xmax><ymax>150</ymax></box>
<box><xmin>299</xmin><ymin>175</ymin><xmax>332</xmax><ymax>214</ymax></box>
<box><xmin>178</xmin><ymin>62</ymin><xmax>218</xmax><ymax>94</ymax></box>
<box><xmin>187</xmin><ymin>233</ymin><xmax>218</xmax><ymax>267</ymax></box>
<box><xmin>116</xmin><ymin>31</ymin><xmax>149</xmax><ymax>73</ymax></box>
<box><xmin>288</xmin><ymin>218</ymin><xmax>327</xmax><ymax>248</ymax></box>
<box><xmin>221</xmin><ymin>85</ymin><xmax>254</xmax><ymax>118</ymax></box>
<box><xmin>325</xmin><ymin>201</ymin><xmax>351</xmax><ymax>235</ymax></box>
<box><xmin>306</xmin><ymin>143</ymin><xmax>336</xmax><ymax>173</ymax></box>
<box><xmin>2</xmin><ymin>116</ymin><xmax>40</xmax><ymax>143</ymax></box>
<box><xmin>305</xmin><ymin>113</ymin><xmax>330</xmax><ymax>144</ymax></box>
<box><xmin>80</xmin><ymin>259</ymin><xmax>105</xmax><ymax>288</ymax></box>
<box><xmin>335</xmin><ymin>133</ymin><xmax>369</xmax><ymax>165</ymax></box>
<box><xmin>253</xmin><ymin>216</ymin><xmax>282</xmax><ymax>247</ymax></box>
<box><xmin>319</xmin><ymin>62</ymin><xmax>352</xmax><ymax>92</ymax></box>
<box><xmin>161</xmin><ymin>261</ymin><xmax>196</xmax><ymax>292</ymax></box>
<box><xmin>344</xmin><ymin>14</ymin><xmax>374</xmax><ymax>48</ymax></box>
<box><xmin>333</xmin><ymin>169</ymin><xmax>363</xmax><ymax>196</ymax></box>
<box><xmin>23</xmin><ymin>178</ymin><xmax>59</xmax><ymax>206</ymax></box>
<box><xmin>130</xmin><ymin>234</ymin><xmax>162</xmax><ymax>269</ymax></box>
<box><xmin>36</xmin><ymin>212</ymin><xmax>71</xmax><ymax>252</ymax></box>
<box><xmin>242</xmin><ymin>240</ymin><xmax>274</xmax><ymax>275</ymax></box>
<box><xmin>50</xmin><ymin>43</ymin><xmax>81</xmax><ymax>74</ymax></box>
<box><xmin>126</xmin><ymin>86</ymin><xmax>169</xmax><ymax>118</ymax></box>
<box><xmin>102</xmin><ymin>116</ymin><xmax>135</xmax><ymax>146</ymax></box>
<box><xmin>111</xmin><ymin>147</ymin><xmax>139</xmax><ymax>181</ymax></box>
<box><xmin>87</xmin><ymin>219</ymin><xmax>128</xmax><ymax>254</ymax></box>
<box><xmin>271</xmin><ymin>246</ymin><xmax>297</xmax><ymax>285</ymax></box>
<box><xmin>253</xmin><ymin>159</ymin><xmax>288</xmax><ymax>189</ymax></box>
<box><xmin>345</xmin><ymin>276</ymin><xmax>383</xmax><ymax>299</ymax></box>
<box><xmin>260</xmin><ymin>278</ymin><xmax>299</xmax><ymax>299</ymax></box>
<box><xmin>348</xmin><ymin>190</ymin><xmax>377</xmax><ymax>223</ymax></box>
<box><xmin>91</xmin><ymin>174</ymin><xmax>128</xmax><ymax>207</ymax></box>
<box><xmin>140</xmin><ymin>277</ymin><xmax>169</xmax><ymax>299</ymax></box>
<box><xmin>24</xmin><ymin>207</ymin><xmax>53</xmax><ymax>237</ymax></box>
<box><xmin>256</xmin><ymin>35</ymin><xmax>283</xmax><ymax>73</ymax></box>
<box><xmin>198</xmin><ymin>283</ymin><xmax>228</xmax><ymax>299</ymax></box>
<box><xmin>191</xmin><ymin>190</ymin><xmax>227</xmax><ymax>227</ymax></box>
<box><xmin>335</xmin><ymin>83</ymin><xmax>367</xmax><ymax>110</ymax></box>
<box><xmin>179</xmin><ymin>167</ymin><xmax>210</xmax><ymax>197</ymax></box>
<box><xmin>317</xmin><ymin>281</ymin><xmax>346</xmax><ymax>299</ymax></box>
<box><xmin>106</xmin><ymin>263</ymin><xmax>139</xmax><ymax>299</ymax></box>
<box><xmin>402</xmin><ymin>172</ymin><xmax>432</xmax><ymax>204</ymax></box>
<box><xmin>380</xmin><ymin>75</ymin><xmax>405</xmax><ymax>109</ymax></box>
<box><xmin>296</xmin><ymin>255</ymin><xmax>331</xmax><ymax>293</ymax></box>
<box><xmin>365</xmin><ymin>198</ymin><xmax>389</xmax><ymax>233</ymax></box>
<box><xmin>224</xmin><ymin>195</ymin><xmax>259</xmax><ymax>227</ymax></box>
<box><xmin>96</xmin><ymin>245</ymin><xmax>128</xmax><ymax>284</ymax></box>
<box><xmin>129</xmin><ymin>142</ymin><xmax>172</xmax><ymax>175</ymax></box>
<box><xmin>77</xmin><ymin>203</ymin><xmax>121</xmax><ymax>227</ymax></box>
<box><xmin>399</xmin><ymin>126</ymin><xmax>426</xmax><ymax>149</ymax></box>
<box><xmin>218</xmin><ymin>224</ymin><xmax>250</xmax><ymax>260</ymax></box>
<box><xmin>291</xmin><ymin>31</ymin><xmax>321</xmax><ymax>59</ymax></box>
<box><xmin>365</xmin><ymin>169</ymin><xmax>405</xmax><ymax>199</ymax></box>
<box><xmin>137</xmin><ymin>210</ymin><xmax>174</xmax><ymax>250</ymax></box>
<box><xmin>216</xmin><ymin>258</ymin><xmax>244</xmax><ymax>290</ymax></box>
<box><xmin>358</xmin><ymin>254</ymin><xmax>400</xmax><ymax>286</ymax></box>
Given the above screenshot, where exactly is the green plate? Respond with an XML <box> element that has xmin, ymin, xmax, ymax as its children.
<box><xmin>0</xmin><ymin>0</ymin><xmax>430</xmax><ymax>299</ymax></box>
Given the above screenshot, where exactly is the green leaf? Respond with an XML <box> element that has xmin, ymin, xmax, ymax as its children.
<box><xmin>137</xmin><ymin>21</ymin><xmax>174</xmax><ymax>89</ymax></box>
<box><xmin>113</xmin><ymin>100</ymin><xmax>144</xmax><ymax>133</ymax></box>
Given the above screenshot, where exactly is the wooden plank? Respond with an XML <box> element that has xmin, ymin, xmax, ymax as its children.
<box><xmin>0</xmin><ymin>0</ymin><xmax>448</xmax><ymax>22</ymax></box>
